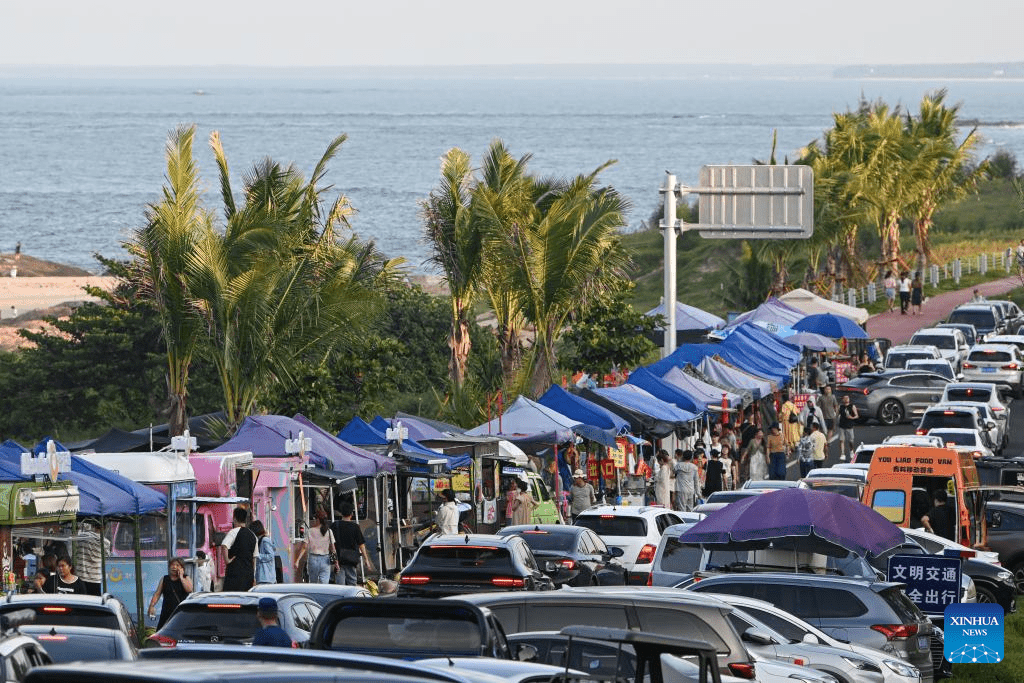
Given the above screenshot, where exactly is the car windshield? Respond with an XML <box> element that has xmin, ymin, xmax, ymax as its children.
<box><xmin>949</xmin><ymin>310</ymin><xmax>996</xmax><ymax>328</ymax></box>
<box><xmin>931</xmin><ymin>432</ymin><xmax>977</xmax><ymax>446</ymax></box>
<box><xmin>968</xmin><ymin>350</ymin><xmax>1012</xmax><ymax>363</ymax></box>
<box><xmin>886</xmin><ymin>353</ymin><xmax>930</xmax><ymax>368</ymax></box>
<box><xmin>658</xmin><ymin>538</ymin><xmax>704</xmax><ymax>575</ymax></box>
<box><xmin>575</xmin><ymin>516</ymin><xmax>647</xmax><ymax>537</ymax></box>
<box><xmin>946</xmin><ymin>388</ymin><xmax>993</xmax><ymax>403</ymax></box>
<box><xmin>920</xmin><ymin>412</ymin><xmax>976</xmax><ymax>430</ymax></box>
<box><xmin>908</xmin><ymin>363</ymin><xmax>952</xmax><ymax>378</ymax></box>
<box><xmin>911</xmin><ymin>335</ymin><xmax>955</xmax><ymax>349</ymax></box>
<box><xmin>513</xmin><ymin>531</ymin><xmax>576</xmax><ymax>552</ymax></box>
<box><xmin>329</xmin><ymin>616</ymin><xmax>482</xmax><ymax>654</ymax></box>
<box><xmin>0</xmin><ymin>605</ymin><xmax>119</xmax><ymax>631</ymax></box>
<box><xmin>160</xmin><ymin>605</ymin><xmax>260</xmax><ymax>640</ymax></box>
<box><xmin>706</xmin><ymin>491</ymin><xmax>753</xmax><ymax>503</ymax></box>
<box><xmin>416</xmin><ymin>545</ymin><xmax>515</xmax><ymax>570</ymax></box>
<box><xmin>27</xmin><ymin>632</ymin><xmax>122</xmax><ymax>663</ymax></box>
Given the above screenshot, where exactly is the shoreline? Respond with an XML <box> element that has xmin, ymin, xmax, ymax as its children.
<box><xmin>0</xmin><ymin>275</ymin><xmax>116</xmax><ymax>320</ymax></box>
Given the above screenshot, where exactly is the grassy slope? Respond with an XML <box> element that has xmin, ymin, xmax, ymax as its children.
<box><xmin>622</xmin><ymin>178</ymin><xmax>1024</xmax><ymax>316</ymax></box>
<box><xmin>954</xmin><ymin>610</ymin><xmax>1023</xmax><ymax>682</ymax></box>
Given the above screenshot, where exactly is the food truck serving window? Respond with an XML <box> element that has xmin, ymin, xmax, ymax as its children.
<box><xmin>113</xmin><ymin>514</ymin><xmax>206</xmax><ymax>552</ymax></box>
<box><xmin>871</xmin><ymin>490</ymin><xmax>906</xmax><ymax>523</ymax></box>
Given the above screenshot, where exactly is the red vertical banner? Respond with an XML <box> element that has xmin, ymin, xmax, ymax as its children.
<box><xmin>721</xmin><ymin>393</ymin><xmax>729</xmax><ymax>424</ymax></box>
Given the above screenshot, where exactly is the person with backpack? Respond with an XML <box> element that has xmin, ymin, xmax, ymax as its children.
<box><xmin>796</xmin><ymin>426</ymin><xmax>815</xmax><ymax>478</ymax></box>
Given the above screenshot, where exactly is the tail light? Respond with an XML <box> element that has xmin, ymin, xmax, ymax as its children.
<box><xmin>963</xmin><ymin>362</ymin><xmax>975</xmax><ymax>369</ymax></box>
<box><xmin>915</xmin><ymin>429</ymin><xmax>925</xmax><ymax>435</ymax></box>
<box><xmin>559</xmin><ymin>559</ymin><xmax>577</xmax><ymax>570</ymax></box>
<box><xmin>728</xmin><ymin>662</ymin><xmax>757</xmax><ymax>679</ymax></box>
<box><xmin>635</xmin><ymin>544</ymin><xmax>657</xmax><ymax>564</ymax></box>
<box><xmin>41</xmin><ymin>606</ymin><xmax>68</xmax><ymax>613</ymax></box>
<box><xmin>871</xmin><ymin>623</ymin><xmax>918</xmax><ymax>640</ymax></box>
<box><xmin>972</xmin><ymin>451</ymin><xmax>982</xmax><ymax>458</ymax></box>
<box><xmin>1003</xmin><ymin>363</ymin><xmax>1019</xmax><ymax>370</ymax></box>
<box><xmin>147</xmin><ymin>633</ymin><xmax>178</xmax><ymax>648</ymax></box>
<box><xmin>491</xmin><ymin>577</ymin><xmax>526</xmax><ymax>588</ymax></box>
<box><xmin>399</xmin><ymin>575</ymin><xmax>431</xmax><ymax>585</ymax></box>
<box><xmin>862</xmin><ymin>388</ymin><xmax>871</xmax><ymax>395</ymax></box>
<box><xmin>646</xmin><ymin>572</ymin><xmax>653</xmax><ymax>586</ymax></box>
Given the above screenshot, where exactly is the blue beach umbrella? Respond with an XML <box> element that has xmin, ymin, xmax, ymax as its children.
<box><xmin>783</xmin><ymin>331</ymin><xmax>841</xmax><ymax>352</ymax></box>
<box><xmin>792</xmin><ymin>313</ymin><xmax>868</xmax><ymax>340</ymax></box>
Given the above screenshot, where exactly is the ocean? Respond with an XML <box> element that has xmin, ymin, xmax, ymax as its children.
<box><xmin>1</xmin><ymin>66</ymin><xmax>1023</xmax><ymax>274</ymax></box>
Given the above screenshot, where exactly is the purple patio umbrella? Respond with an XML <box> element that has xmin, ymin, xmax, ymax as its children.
<box><xmin>679</xmin><ymin>488</ymin><xmax>904</xmax><ymax>558</ymax></box>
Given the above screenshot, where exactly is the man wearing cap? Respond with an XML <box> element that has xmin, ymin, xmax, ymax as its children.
<box><xmin>252</xmin><ymin>597</ymin><xmax>293</xmax><ymax>647</ymax></box>
<box><xmin>568</xmin><ymin>469</ymin><xmax>596</xmax><ymax>522</ymax></box>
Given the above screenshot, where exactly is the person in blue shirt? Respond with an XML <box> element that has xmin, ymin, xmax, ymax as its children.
<box><xmin>252</xmin><ymin>597</ymin><xmax>293</xmax><ymax>647</ymax></box>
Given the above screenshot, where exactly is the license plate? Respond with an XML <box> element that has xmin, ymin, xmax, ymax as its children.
<box><xmin>982</xmin><ymin>367</ymin><xmax>997</xmax><ymax>373</ymax></box>
<box><xmin>918</xmin><ymin>635</ymin><xmax>929</xmax><ymax>650</ymax></box>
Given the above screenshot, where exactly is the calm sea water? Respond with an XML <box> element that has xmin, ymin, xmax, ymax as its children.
<box><xmin>1</xmin><ymin>69</ymin><xmax>1022</xmax><ymax>274</ymax></box>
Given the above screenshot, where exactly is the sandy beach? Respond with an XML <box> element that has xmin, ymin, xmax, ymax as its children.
<box><xmin>0</xmin><ymin>275</ymin><xmax>116</xmax><ymax>319</ymax></box>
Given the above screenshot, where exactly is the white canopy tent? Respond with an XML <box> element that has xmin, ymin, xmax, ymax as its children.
<box><xmin>778</xmin><ymin>287</ymin><xmax>870</xmax><ymax>325</ymax></box>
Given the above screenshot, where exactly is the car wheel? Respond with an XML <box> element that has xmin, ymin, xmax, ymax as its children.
<box><xmin>1016</xmin><ymin>384</ymin><xmax>1024</xmax><ymax>400</ymax></box>
<box><xmin>1013</xmin><ymin>561</ymin><xmax>1024</xmax><ymax>594</ymax></box>
<box><xmin>976</xmin><ymin>585</ymin><xmax>998</xmax><ymax>605</ymax></box>
<box><xmin>877</xmin><ymin>399</ymin><xmax>905</xmax><ymax>426</ymax></box>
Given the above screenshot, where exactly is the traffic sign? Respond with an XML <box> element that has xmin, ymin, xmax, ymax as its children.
<box><xmin>693</xmin><ymin>165</ymin><xmax>813</xmax><ymax>239</ymax></box>
<box><xmin>887</xmin><ymin>554</ymin><xmax>961</xmax><ymax>615</ymax></box>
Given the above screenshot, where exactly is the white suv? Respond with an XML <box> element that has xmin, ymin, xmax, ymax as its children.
<box><xmin>910</xmin><ymin>327</ymin><xmax>969</xmax><ymax>372</ymax></box>
<box><xmin>573</xmin><ymin>505</ymin><xmax>686</xmax><ymax>585</ymax></box>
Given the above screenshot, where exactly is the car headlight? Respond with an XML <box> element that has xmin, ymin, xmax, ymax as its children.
<box><xmin>883</xmin><ymin>659</ymin><xmax>921</xmax><ymax>678</ymax></box>
<box><xmin>998</xmin><ymin>570</ymin><xmax>1014</xmax><ymax>584</ymax></box>
<box><xmin>840</xmin><ymin>655</ymin><xmax>881</xmax><ymax>673</ymax></box>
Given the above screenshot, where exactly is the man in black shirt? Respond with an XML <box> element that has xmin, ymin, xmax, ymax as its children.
<box><xmin>331</xmin><ymin>502</ymin><xmax>375</xmax><ymax>585</ymax></box>
<box><xmin>922</xmin><ymin>489</ymin><xmax>956</xmax><ymax>541</ymax></box>
<box><xmin>222</xmin><ymin>507</ymin><xmax>257</xmax><ymax>591</ymax></box>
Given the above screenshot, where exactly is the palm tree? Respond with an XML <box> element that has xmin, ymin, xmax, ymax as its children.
<box><xmin>421</xmin><ymin>148</ymin><xmax>485</xmax><ymax>389</ymax></box>
<box><xmin>127</xmin><ymin>125</ymin><xmax>212</xmax><ymax>436</ymax></box>
<box><xmin>906</xmin><ymin>90</ymin><xmax>987</xmax><ymax>274</ymax></box>
<box><xmin>501</xmin><ymin>163</ymin><xmax>632</xmax><ymax>396</ymax></box>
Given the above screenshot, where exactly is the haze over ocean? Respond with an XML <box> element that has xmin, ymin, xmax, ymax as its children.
<box><xmin>2</xmin><ymin>66</ymin><xmax>1022</xmax><ymax>274</ymax></box>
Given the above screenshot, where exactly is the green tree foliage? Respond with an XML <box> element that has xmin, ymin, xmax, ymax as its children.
<box><xmin>989</xmin><ymin>149</ymin><xmax>1019</xmax><ymax>180</ymax></box>
<box><xmin>557</xmin><ymin>281</ymin><xmax>660</xmax><ymax>378</ymax></box>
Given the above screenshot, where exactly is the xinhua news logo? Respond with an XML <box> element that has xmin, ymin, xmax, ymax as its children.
<box><xmin>944</xmin><ymin>603</ymin><xmax>1004</xmax><ymax>664</ymax></box>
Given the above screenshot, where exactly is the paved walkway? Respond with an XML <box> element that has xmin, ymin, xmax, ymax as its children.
<box><xmin>865</xmin><ymin>275</ymin><xmax>1023</xmax><ymax>344</ymax></box>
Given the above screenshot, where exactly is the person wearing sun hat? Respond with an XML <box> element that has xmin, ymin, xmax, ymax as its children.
<box><xmin>568</xmin><ymin>468</ymin><xmax>596</xmax><ymax>521</ymax></box>
<box><xmin>252</xmin><ymin>597</ymin><xmax>293</xmax><ymax>647</ymax></box>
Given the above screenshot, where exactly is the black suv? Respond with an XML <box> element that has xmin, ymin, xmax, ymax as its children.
<box><xmin>0</xmin><ymin>610</ymin><xmax>53</xmax><ymax>682</ymax></box>
<box><xmin>398</xmin><ymin>534</ymin><xmax>554</xmax><ymax>598</ymax></box>
<box><xmin>0</xmin><ymin>594</ymin><xmax>136</xmax><ymax>646</ymax></box>
<box><xmin>984</xmin><ymin>501</ymin><xmax>1024</xmax><ymax>592</ymax></box>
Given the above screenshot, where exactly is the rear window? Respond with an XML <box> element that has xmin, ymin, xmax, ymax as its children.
<box><xmin>968</xmin><ymin>350</ymin><xmax>1011</xmax><ymax>363</ymax></box>
<box><xmin>415</xmin><ymin>545</ymin><xmax>515</xmax><ymax>570</ymax></box>
<box><xmin>161</xmin><ymin>605</ymin><xmax>259</xmax><ymax>640</ymax></box>
<box><xmin>804</xmin><ymin>481</ymin><xmax>862</xmax><ymax>499</ymax></box>
<box><xmin>28</xmin><ymin>633</ymin><xmax>122</xmax><ymax>663</ymax></box>
<box><xmin>525</xmin><ymin>605</ymin><xmax>628</xmax><ymax>631</ymax></box>
<box><xmin>920</xmin><ymin>412</ymin><xmax>975</xmax><ymax>430</ymax></box>
<box><xmin>839</xmin><ymin>376</ymin><xmax>877</xmax><ymax>388</ymax></box>
<box><xmin>329</xmin><ymin>615</ymin><xmax>482</xmax><ymax>653</ymax></box>
<box><xmin>911</xmin><ymin>335</ymin><xmax>955</xmax><ymax>349</ymax></box>
<box><xmin>880</xmin><ymin>587</ymin><xmax>926</xmax><ymax>623</ymax></box>
<box><xmin>514</xmin><ymin>531</ymin><xmax>575</xmax><ymax>552</ymax></box>
<box><xmin>813</xmin><ymin>588</ymin><xmax>868</xmax><ymax>618</ymax></box>
<box><xmin>0</xmin><ymin>606</ymin><xmax>119</xmax><ymax>631</ymax></box>
<box><xmin>575</xmin><ymin>516</ymin><xmax>647</xmax><ymax>537</ymax></box>
<box><xmin>886</xmin><ymin>352</ymin><xmax>930</xmax><ymax>369</ymax></box>
<box><xmin>949</xmin><ymin>310</ymin><xmax>996</xmax><ymax>328</ymax></box>
<box><xmin>932</xmin><ymin>432</ymin><xmax>976</xmax><ymax>446</ymax></box>
<box><xmin>946</xmin><ymin>388</ymin><xmax>992</xmax><ymax>402</ymax></box>
<box><xmin>657</xmin><ymin>539</ymin><xmax>704</xmax><ymax>575</ymax></box>
<box><xmin>636</xmin><ymin>608</ymin><xmax>731</xmax><ymax>653</ymax></box>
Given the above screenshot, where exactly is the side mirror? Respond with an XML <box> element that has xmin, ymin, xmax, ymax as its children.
<box><xmin>516</xmin><ymin>643</ymin><xmax>538</xmax><ymax>662</ymax></box>
<box><xmin>987</xmin><ymin>420</ymin><xmax>996</xmax><ymax>429</ymax></box>
<box><xmin>802</xmin><ymin>633</ymin><xmax>820</xmax><ymax>645</ymax></box>
<box><xmin>607</xmin><ymin>546</ymin><xmax>625</xmax><ymax>558</ymax></box>
<box><xmin>742</xmin><ymin>627</ymin><xmax>775</xmax><ymax>646</ymax></box>
<box><xmin>544</xmin><ymin>561</ymin><xmax>558</xmax><ymax>573</ymax></box>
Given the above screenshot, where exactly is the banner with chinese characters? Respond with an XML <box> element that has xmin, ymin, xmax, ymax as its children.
<box><xmin>608</xmin><ymin>442</ymin><xmax>626</xmax><ymax>469</ymax></box>
<box><xmin>833</xmin><ymin>360</ymin><xmax>855</xmax><ymax>385</ymax></box>
<box><xmin>887</xmin><ymin>554</ymin><xmax>961</xmax><ymax>615</ymax></box>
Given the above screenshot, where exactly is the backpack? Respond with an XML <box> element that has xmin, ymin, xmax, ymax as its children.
<box><xmin>797</xmin><ymin>438</ymin><xmax>814</xmax><ymax>462</ymax></box>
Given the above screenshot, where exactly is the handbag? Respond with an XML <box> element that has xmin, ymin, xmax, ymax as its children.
<box><xmin>788</xmin><ymin>410</ymin><xmax>799</xmax><ymax>424</ymax></box>
<box><xmin>337</xmin><ymin>548</ymin><xmax>361</xmax><ymax>566</ymax></box>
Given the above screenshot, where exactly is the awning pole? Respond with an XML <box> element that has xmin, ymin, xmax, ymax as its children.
<box><xmin>352</xmin><ymin>487</ymin><xmax>364</xmax><ymax>583</ymax></box>
<box><xmin>100</xmin><ymin>517</ymin><xmax>107</xmax><ymax>595</ymax></box>
<box><xmin>393</xmin><ymin>474</ymin><xmax>402</xmax><ymax>569</ymax></box>
<box><xmin>133</xmin><ymin>515</ymin><xmax>144</xmax><ymax>645</ymax></box>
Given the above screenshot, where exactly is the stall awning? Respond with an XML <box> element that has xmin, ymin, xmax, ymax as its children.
<box><xmin>27</xmin><ymin>487</ymin><xmax>80</xmax><ymax>515</ymax></box>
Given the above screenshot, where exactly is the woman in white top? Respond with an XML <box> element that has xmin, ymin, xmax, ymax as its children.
<box><xmin>655</xmin><ymin>451</ymin><xmax>674</xmax><ymax>507</ymax></box>
<box><xmin>294</xmin><ymin>509</ymin><xmax>337</xmax><ymax>584</ymax></box>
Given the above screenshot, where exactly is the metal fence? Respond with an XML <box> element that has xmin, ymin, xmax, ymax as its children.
<box><xmin>836</xmin><ymin>249</ymin><xmax>1017</xmax><ymax>308</ymax></box>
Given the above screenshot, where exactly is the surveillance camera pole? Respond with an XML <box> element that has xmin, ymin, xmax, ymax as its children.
<box><xmin>660</xmin><ymin>173</ymin><xmax>685</xmax><ymax>358</ymax></box>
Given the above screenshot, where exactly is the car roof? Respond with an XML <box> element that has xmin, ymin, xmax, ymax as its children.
<box><xmin>888</xmin><ymin>344</ymin><xmax>938</xmax><ymax>353</ymax></box>
<box><xmin>422</xmin><ymin>533</ymin><xmax>518</xmax><ymax>547</ymax></box>
<box><xmin>19</xmin><ymin>624</ymin><xmax>130</xmax><ymax>638</ymax></box>
<box><xmin>576</xmin><ymin>505</ymin><xmax>675</xmax><ymax>518</ymax></box>
<box><xmin>912</xmin><ymin>328</ymin><xmax>959</xmax><ymax>336</ymax></box>
<box><xmin>454</xmin><ymin>585</ymin><xmax>733</xmax><ymax>610</ymax></box>
<box><xmin>181</xmin><ymin>591</ymin><xmax>309</xmax><ymax>606</ymax></box>
<box><xmin>945</xmin><ymin>382</ymin><xmax>998</xmax><ymax>390</ymax></box>
<box><xmin>690</xmin><ymin>573</ymin><xmax>896</xmax><ymax>590</ymax></box>
<box><xmin>968</xmin><ymin>343</ymin><xmax>1019</xmax><ymax>352</ymax></box>
<box><xmin>498</xmin><ymin>524</ymin><xmax>582</xmax><ymax>535</ymax></box>
<box><xmin>986</xmin><ymin>335</ymin><xmax>1024</xmax><ymax>342</ymax></box>
<box><xmin>926</xmin><ymin>427</ymin><xmax>982</xmax><ymax>434</ymax></box>
<box><xmin>954</xmin><ymin>303</ymin><xmax>999</xmax><ymax>311</ymax></box>
<box><xmin>0</xmin><ymin>594</ymin><xmax>122</xmax><ymax>610</ymax></box>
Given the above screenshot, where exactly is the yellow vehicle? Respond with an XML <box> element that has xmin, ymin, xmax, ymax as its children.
<box><xmin>862</xmin><ymin>445</ymin><xmax>987</xmax><ymax>547</ymax></box>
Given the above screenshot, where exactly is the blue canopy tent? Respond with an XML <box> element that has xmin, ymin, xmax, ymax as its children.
<box><xmin>728</xmin><ymin>322</ymin><xmax>802</xmax><ymax>365</ymax></box>
<box><xmin>577</xmin><ymin>384</ymin><xmax>697</xmax><ymax>439</ymax></box>
<box><xmin>645</xmin><ymin>301</ymin><xmax>725</xmax><ymax>330</ymax></box>
<box><xmin>646</xmin><ymin>343</ymin><xmax>791</xmax><ymax>386</ymax></box>
<box><xmin>212</xmin><ymin>414</ymin><xmax>394</xmax><ymax>477</ymax></box>
<box><xmin>466</xmin><ymin>395</ymin><xmax>582</xmax><ymax>451</ymax></box>
<box><xmin>660</xmin><ymin>366</ymin><xmax>744</xmax><ymax>411</ymax></box>
<box><xmin>536</xmin><ymin>385</ymin><xmax>629</xmax><ymax>448</ymax></box>
<box><xmin>698</xmin><ymin>357</ymin><xmax>773</xmax><ymax>401</ymax></box>
<box><xmin>727</xmin><ymin>297</ymin><xmax>807</xmax><ymax>331</ymax></box>
<box><xmin>625</xmin><ymin>367</ymin><xmax>703</xmax><ymax>416</ymax></box>
<box><xmin>338</xmin><ymin>416</ymin><xmax>469</xmax><ymax>472</ymax></box>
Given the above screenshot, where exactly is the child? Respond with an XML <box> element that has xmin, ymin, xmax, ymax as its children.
<box><xmin>194</xmin><ymin>550</ymin><xmax>212</xmax><ymax>592</ymax></box>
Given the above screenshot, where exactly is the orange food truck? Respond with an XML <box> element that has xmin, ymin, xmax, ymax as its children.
<box><xmin>862</xmin><ymin>445</ymin><xmax>987</xmax><ymax>548</ymax></box>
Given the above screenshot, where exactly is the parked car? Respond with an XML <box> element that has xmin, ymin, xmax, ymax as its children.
<box><xmin>904</xmin><ymin>358</ymin><xmax>957</xmax><ymax>382</ymax></box>
<box><xmin>803</xmin><ymin>468</ymin><xmax>867</xmax><ymax>484</ymax></box>
<box><xmin>419</xmin><ymin>657</ymin><xmax>590</xmax><ymax>683</ymax></box>
<box><xmin>909</xmin><ymin>328</ymin><xmax>968</xmax><ymax>372</ymax></box>
<box><xmin>880</xmin><ymin>434</ymin><xmax>944</xmax><ymax>448</ymax></box>
<box><xmin>982</xmin><ymin>333</ymin><xmax>1024</xmax><ymax>355</ymax></box>
<box><xmin>960</xmin><ymin>344</ymin><xmax>1024</xmax><ymax>397</ymax></box>
<box><xmin>650</xmin><ymin>522</ymin><xmax>702</xmax><ymax>587</ymax></box>
<box><xmin>985</xmin><ymin>300</ymin><xmax>1024</xmax><ymax>334</ymax></box>
<box><xmin>0</xmin><ymin>610</ymin><xmax>53</xmax><ymax>683</ymax></box>
<box><xmin>983</xmin><ymin>501</ymin><xmax>1024</xmax><ymax>592</ymax></box>
<box><xmin>454</xmin><ymin>586</ymin><xmax>758</xmax><ymax>678</ymax></box>
<box><xmin>495</xmin><ymin>524</ymin><xmax>628</xmax><ymax>587</ymax></box>
<box><xmin>145</xmin><ymin>591</ymin><xmax>321</xmax><ymax>648</ymax></box>
<box><xmin>309</xmin><ymin>598</ymin><xmax>515</xmax><ymax>660</ymax></box>
<box><xmin>914</xmin><ymin>405</ymin><xmax>997</xmax><ymax>453</ymax></box>
<box><xmin>20</xmin><ymin>624</ymin><xmax>136</xmax><ymax>663</ymax></box>
<box><xmin>902</xmin><ymin>527</ymin><xmax>1001</xmax><ymax>566</ymax></box>
<box><xmin>851</xmin><ymin>444</ymin><xmax>882</xmax><ymax>464</ymax></box>
<box><xmin>947</xmin><ymin>304</ymin><xmax>1005</xmax><ymax>341</ymax></box>
<box><xmin>694</xmin><ymin>490</ymin><xmax>765</xmax><ymax>514</ymax></box>
<box><xmin>924</xmin><ymin>427</ymin><xmax>994</xmax><ymax>459</ymax></box>
<box><xmin>686</xmin><ymin>574</ymin><xmax>936</xmax><ymax>683</ymax></box>
<box><xmin>883</xmin><ymin>345</ymin><xmax>943</xmax><ymax>371</ymax></box>
<box><xmin>935</xmin><ymin>322</ymin><xmax>977</xmax><ymax>347</ymax></box>
<box><xmin>573</xmin><ymin>505</ymin><xmax>684</xmax><ymax>584</ymax></box>
<box><xmin>930</xmin><ymin>401</ymin><xmax>1004</xmax><ymax>452</ymax></box>
<box><xmin>717</xmin><ymin>594</ymin><xmax>922</xmax><ymax>683</ymax></box>
<box><xmin>741</xmin><ymin>480</ymin><xmax>799</xmax><ymax>491</ymax></box>
<box><xmin>249</xmin><ymin>583</ymin><xmax>372</xmax><ymax>606</ymax></box>
<box><xmin>0</xmin><ymin>595</ymin><xmax>136</xmax><ymax>645</ymax></box>
<box><xmin>797</xmin><ymin>477</ymin><xmax>866</xmax><ymax>501</ymax></box>
<box><xmin>835</xmin><ymin>370</ymin><xmax>950</xmax><ymax>426</ymax></box>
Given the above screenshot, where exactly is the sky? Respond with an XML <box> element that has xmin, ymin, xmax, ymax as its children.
<box><xmin>2</xmin><ymin>0</ymin><xmax>1022</xmax><ymax>67</ymax></box>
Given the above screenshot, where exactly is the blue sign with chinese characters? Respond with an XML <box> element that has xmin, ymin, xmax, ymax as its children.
<box><xmin>945</xmin><ymin>603</ymin><xmax>1003</xmax><ymax>663</ymax></box>
<box><xmin>886</xmin><ymin>554</ymin><xmax>961</xmax><ymax>615</ymax></box>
